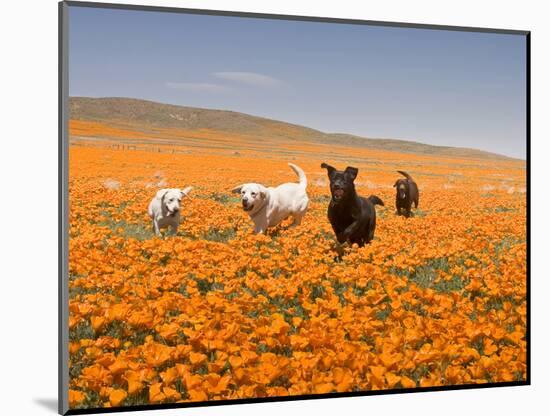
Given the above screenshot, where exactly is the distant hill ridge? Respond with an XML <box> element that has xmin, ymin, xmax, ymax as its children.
<box><xmin>69</xmin><ymin>97</ymin><xmax>517</xmax><ymax>161</ymax></box>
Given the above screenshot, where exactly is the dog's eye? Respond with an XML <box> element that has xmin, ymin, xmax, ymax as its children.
<box><xmin>251</xmin><ymin>192</ymin><xmax>256</xmax><ymax>196</ymax></box>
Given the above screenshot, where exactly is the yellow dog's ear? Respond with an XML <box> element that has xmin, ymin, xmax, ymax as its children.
<box><xmin>231</xmin><ymin>185</ymin><xmax>244</xmax><ymax>194</ymax></box>
<box><xmin>155</xmin><ymin>189</ymin><xmax>169</xmax><ymax>200</ymax></box>
<box><xmin>180</xmin><ymin>186</ymin><xmax>193</xmax><ymax>197</ymax></box>
<box><xmin>258</xmin><ymin>185</ymin><xmax>268</xmax><ymax>200</ymax></box>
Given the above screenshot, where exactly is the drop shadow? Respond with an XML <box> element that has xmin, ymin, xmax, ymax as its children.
<box><xmin>34</xmin><ymin>398</ymin><xmax>58</xmax><ymax>413</ymax></box>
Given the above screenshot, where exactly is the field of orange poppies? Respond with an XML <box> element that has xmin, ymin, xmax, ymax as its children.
<box><xmin>67</xmin><ymin>124</ymin><xmax>527</xmax><ymax>409</ymax></box>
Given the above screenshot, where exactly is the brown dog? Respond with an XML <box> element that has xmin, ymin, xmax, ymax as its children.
<box><xmin>394</xmin><ymin>171</ymin><xmax>419</xmax><ymax>217</ymax></box>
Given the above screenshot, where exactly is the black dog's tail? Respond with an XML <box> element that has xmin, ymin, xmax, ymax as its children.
<box><xmin>397</xmin><ymin>170</ymin><xmax>413</xmax><ymax>181</ymax></box>
<box><xmin>368</xmin><ymin>195</ymin><xmax>384</xmax><ymax>206</ymax></box>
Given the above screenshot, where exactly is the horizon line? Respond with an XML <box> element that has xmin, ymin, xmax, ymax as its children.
<box><xmin>68</xmin><ymin>95</ymin><xmax>526</xmax><ymax>162</ymax></box>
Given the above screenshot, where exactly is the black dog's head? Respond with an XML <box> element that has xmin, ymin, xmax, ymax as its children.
<box><xmin>321</xmin><ymin>163</ymin><xmax>358</xmax><ymax>204</ymax></box>
<box><xmin>394</xmin><ymin>179</ymin><xmax>409</xmax><ymax>200</ymax></box>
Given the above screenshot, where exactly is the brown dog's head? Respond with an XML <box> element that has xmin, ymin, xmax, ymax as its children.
<box><xmin>321</xmin><ymin>163</ymin><xmax>358</xmax><ymax>204</ymax></box>
<box><xmin>394</xmin><ymin>179</ymin><xmax>409</xmax><ymax>200</ymax></box>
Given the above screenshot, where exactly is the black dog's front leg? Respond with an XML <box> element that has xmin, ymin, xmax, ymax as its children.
<box><xmin>331</xmin><ymin>224</ymin><xmax>347</xmax><ymax>244</ymax></box>
<box><xmin>335</xmin><ymin>230</ymin><xmax>348</xmax><ymax>244</ymax></box>
<box><xmin>339</xmin><ymin>218</ymin><xmax>367</xmax><ymax>243</ymax></box>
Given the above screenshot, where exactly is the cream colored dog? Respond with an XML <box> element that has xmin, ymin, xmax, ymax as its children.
<box><xmin>148</xmin><ymin>187</ymin><xmax>192</xmax><ymax>236</ymax></box>
<box><xmin>232</xmin><ymin>163</ymin><xmax>309</xmax><ymax>234</ymax></box>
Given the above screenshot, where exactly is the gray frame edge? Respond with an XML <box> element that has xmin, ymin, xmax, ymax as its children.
<box><xmin>63</xmin><ymin>0</ymin><xmax>529</xmax><ymax>36</ymax></box>
<box><xmin>59</xmin><ymin>1</ymin><xmax>70</xmax><ymax>414</ymax></box>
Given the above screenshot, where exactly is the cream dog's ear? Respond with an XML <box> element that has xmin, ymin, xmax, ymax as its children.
<box><xmin>231</xmin><ymin>185</ymin><xmax>245</xmax><ymax>194</ymax></box>
<box><xmin>258</xmin><ymin>185</ymin><xmax>268</xmax><ymax>200</ymax></box>
<box><xmin>180</xmin><ymin>186</ymin><xmax>193</xmax><ymax>197</ymax></box>
<box><xmin>155</xmin><ymin>189</ymin><xmax>169</xmax><ymax>200</ymax></box>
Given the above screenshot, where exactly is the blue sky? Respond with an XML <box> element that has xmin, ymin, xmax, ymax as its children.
<box><xmin>69</xmin><ymin>6</ymin><xmax>527</xmax><ymax>158</ymax></box>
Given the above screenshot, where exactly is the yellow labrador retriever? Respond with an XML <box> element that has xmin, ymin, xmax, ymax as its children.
<box><xmin>148</xmin><ymin>187</ymin><xmax>192</xmax><ymax>236</ymax></box>
<box><xmin>232</xmin><ymin>163</ymin><xmax>309</xmax><ymax>234</ymax></box>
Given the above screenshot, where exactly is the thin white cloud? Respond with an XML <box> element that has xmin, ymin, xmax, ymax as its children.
<box><xmin>165</xmin><ymin>82</ymin><xmax>232</xmax><ymax>93</ymax></box>
<box><xmin>212</xmin><ymin>72</ymin><xmax>284</xmax><ymax>87</ymax></box>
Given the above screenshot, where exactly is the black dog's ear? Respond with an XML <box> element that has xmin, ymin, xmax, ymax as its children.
<box><xmin>344</xmin><ymin>166</ymin><xmax>358</xmax><ymax>181</ymax></box>
<box><xmin>321</xmin><ymin>162</ymin><xmax>336</xmax><ymax>178</ymax></box>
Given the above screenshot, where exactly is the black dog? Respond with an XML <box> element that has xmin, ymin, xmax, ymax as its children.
<box><xmin>321</xmin><ymin>163</ymin><xmax>384</xmax><ymax>247</ymax></box>
<box><xmin>394</xmin><ymin>170</ymin><xmax>419</xmax><ymax>217</ymax></box>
